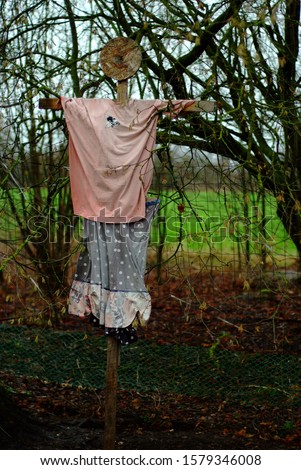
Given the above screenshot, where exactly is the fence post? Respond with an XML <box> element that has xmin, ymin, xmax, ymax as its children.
<box><xmin>103</xmin><ymin>336</ymin><xmax>120</xmax><ymax>449</ymax></box>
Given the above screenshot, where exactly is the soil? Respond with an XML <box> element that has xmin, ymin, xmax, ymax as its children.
<box><xmin>1</xmin><ymin>270</ymin><xmax>301</xmax><ymax>450</ymax></box>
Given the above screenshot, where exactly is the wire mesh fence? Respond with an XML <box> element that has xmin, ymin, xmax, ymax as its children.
<box><xmin>1</xmin><ymin>164</ymin><xmax>301</xmax><ymax>411</ymax></box>
<box><xmin>1</xmin><ymin>325</ymin><xmax>301</xmax><ymax>407</ymax></box>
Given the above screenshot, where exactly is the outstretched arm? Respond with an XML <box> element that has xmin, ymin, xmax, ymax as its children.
<box><xmin>38</xmin><ymin>97</ymin><xmax>219</xmax><ymax>112</ymax></box>
<box><xmin>39</xmin><ymin>98</ymin><xmax>62</xmax><ymax>110</ymax></box>
<box><xmin>182</xmin><ymin>100</ymin><xmax>220</xmax><ymax>113</ymax></box>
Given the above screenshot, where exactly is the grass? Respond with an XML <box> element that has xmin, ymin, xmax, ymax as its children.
<box><xmin>149</xmin><ymin>189</ymin><xmax>297</xmax><ymax>265</ymax></box>
<box><xmin>0</xmin><ymin>187</ymin><xmax>298</xmax><ymax>267</ymax></box>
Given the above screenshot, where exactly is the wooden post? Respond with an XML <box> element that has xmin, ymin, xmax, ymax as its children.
<box><xmin>103</xmin><ymin>77</ymin><xmax>128</xmax><ymax>450</ymax></box>
<box><xmin>103</xmin><ymin>336</ymin><xmax>120</xmax><ymax>449</ymax></box>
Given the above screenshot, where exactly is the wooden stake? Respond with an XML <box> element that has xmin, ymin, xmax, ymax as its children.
<box><xmin>103</xmin><ymin>336</ymin><xmax>120</xmax><ymax>449</ymax></box>
<box><xmin>116</xmin><ymin>80</ymin><xmax>128</xmax><ymax>105</ymax></box>
<box><xmin>102</xmin><ymin>78</ymin><xmax>128</xmax><ymax>450</ymax></box>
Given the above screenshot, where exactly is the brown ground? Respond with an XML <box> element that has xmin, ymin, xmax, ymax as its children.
<box><xmin>1</xmin><ymin>269</ymin><xmax>301</xmax><ymax>450</ymax></box>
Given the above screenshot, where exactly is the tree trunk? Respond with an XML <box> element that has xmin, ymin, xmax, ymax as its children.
<box><xmin>277</xmin><ymin>199</ymin><xmax>301</xmax><ymax>271</ymax></box>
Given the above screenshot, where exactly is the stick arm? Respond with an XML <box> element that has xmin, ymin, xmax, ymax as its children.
<box><xmin>182</xmin><ymin>100</ymin><xmax>221</xmax><ymax>113</ymax></box>
<box><xmin>39</xmin><ymin>98</ymin><xmax>62</xmax><ymax>110</ymax></box>
<box><xmin>38</xmin><ymin>97</ymin><xmax>220</xmax><ymax>112</ymax></box>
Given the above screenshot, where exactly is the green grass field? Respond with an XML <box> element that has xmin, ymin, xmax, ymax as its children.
<box><xmin>0</xmin><ymin>188</ymin><xmax>298</xmax><ymax>268</ymax></box>
<box><xmin>149</xmin><ymin>190</ymin><xmax>297</xmax><ymax>266</ymax></box>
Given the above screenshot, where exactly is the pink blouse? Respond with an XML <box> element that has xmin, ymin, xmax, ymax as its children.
<box><xmin>61</xmin><ymin>98</ymin><xmax>194</xmax><ymax>222</ymax></box>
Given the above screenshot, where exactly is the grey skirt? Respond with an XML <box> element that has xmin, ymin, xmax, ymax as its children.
<box><xmin>69</xmin><ymin>200</ymin><xmax>159</xmax><ymax>344</ymax></box>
